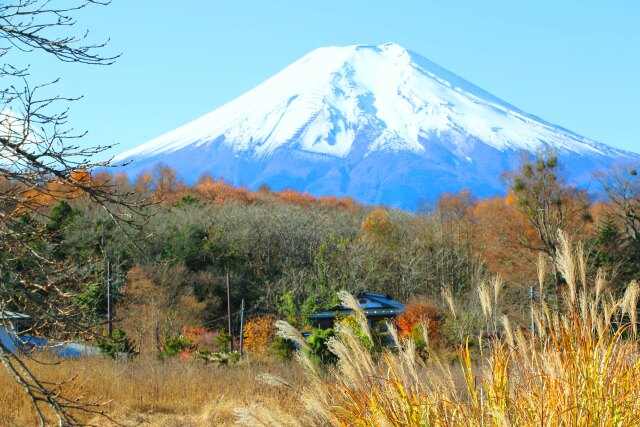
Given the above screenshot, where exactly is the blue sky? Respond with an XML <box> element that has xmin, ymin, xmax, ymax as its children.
<box><xmin>22</xmin><ymin>1</ymin><xmax>640</xmax><ymax>158</ymax></box>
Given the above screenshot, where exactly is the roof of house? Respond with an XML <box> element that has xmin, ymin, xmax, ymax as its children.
<box><xmin>0</xmin><ymin>310</ymin><xmax>30</xmax><ymax>321</ymax></box>
<box><xmin>308</xmin><ymin>292</ymin><xmax>405</xmax><ymax>320</ymax></box>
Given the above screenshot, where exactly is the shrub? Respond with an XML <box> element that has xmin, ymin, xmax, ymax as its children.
<box><xmin>305</xmin><ymin>328</ymin><xmax>336</xmax><ymax>366</ymax></box>
<box><xmin>95</xmin><ymin>327</ymin><xmax>138</xmax><ymax>359</ymax></box>
<box><xmin>269</xmin><ymin>336</ymin><xmax>296</xmax><ymax>359</ymax></box>
<box><xmin>162</xmin><ymin>335</ymin><xmax>194</xmax><ymax>357</ymax></box>
<box><xmin>338</xmin><ymin>314</ymin><xmax>387</xmax><ymax>354</ymax></box>
<box><xmin>195</xmin><ymin>349</ymin><xmax>241</xmax><ymax>365</ymax></box>
<box><xmin>396</xmin><ymin>301</ymin><xmax>444</xmax><ymax>348</ymax></box>
<box><xmin>242</xmin><ymin>315</ymin><xmax>278</xmax><ymax>355</ymax></box>
<box><xmin>214</xmin><ymin>328</ymin><xmax>231</xmax><ymax>352</ymax></box>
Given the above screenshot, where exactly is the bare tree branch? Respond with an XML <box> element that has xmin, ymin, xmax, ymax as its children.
<box><xmin>0</xmin><ymin>1</ymin><xmax>145</xmax><ymax>424</ymax></box>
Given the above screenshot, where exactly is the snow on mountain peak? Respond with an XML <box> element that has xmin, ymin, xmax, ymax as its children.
<box><xmin>113</xmin><ymin>43</ymin><xmax>639</xmax><ymax>209</ymax></box>
<box><xmin>114</xmin><ymin>42</ymin><xmax>627</xmax><ymax>166</ymax></box>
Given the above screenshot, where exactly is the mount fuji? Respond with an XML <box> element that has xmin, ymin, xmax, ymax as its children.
<box><xmin>114</xmin><ymin>43</ymin><xmax>639</xmax><ymax>210</ymax></box>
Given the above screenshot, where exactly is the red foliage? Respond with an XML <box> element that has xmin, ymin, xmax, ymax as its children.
<box><xmin>85</xmin><ymin>170</ymin><xmax>361</xmax><ymax>211</ymax></box>
<box><xmin>274</xmin><ymin>189</ymin><xmax>358</xmax><ymax>210</ymax></box>
<box><xmin>182</xmin><ymin>325</ymin><xmax>207</xmax><ymax>344</ymax></box>
<box><xmin>396</xmin><ymin>303</ymin><xmax>443</xmax><ymax>344</ymax></box>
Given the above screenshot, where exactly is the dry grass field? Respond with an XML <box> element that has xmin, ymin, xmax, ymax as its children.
<box><xmin>0</xmin><ymin>356</ymin><xmax>305</xmax><ymax>426</ymax></box>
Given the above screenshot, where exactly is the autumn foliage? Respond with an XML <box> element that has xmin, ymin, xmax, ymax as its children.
<box><xmin>194</xmin><ymin>173</ymin><xmax>256</xmax><ymax>204</ymax></box>
<box><xmin>16</xmin><ymin>168</ymin><xmax>100</xmax><ymax>211</ymax></box>
<box><xmin>242</xmin><ymin>315</ymin><xmax>278</xmax><ymax>355</ymax></box>
<box><xmin>361</xmin><ymin>208</ymin><xmax>394</xmax><ymax>238</ymax></box>
<box><xmin>396</xmin><ymin>302</ymin><xmax>443</xmax><ymax>345</ymax></box>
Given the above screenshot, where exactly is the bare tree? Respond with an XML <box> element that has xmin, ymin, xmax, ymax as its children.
<box><xmin>504</xmin><ymin>150</ymin><xmax>592</xmax><ymax>267</ymax></box>
<box><xmin>0</xmin><ymin>2</ymin><xmax>147</xmax><ymax>425</ymax></box>
<box><xmin>596</xmin><ymin>164</ymin><xmax>640</xmax><ymax>243</ymax></box>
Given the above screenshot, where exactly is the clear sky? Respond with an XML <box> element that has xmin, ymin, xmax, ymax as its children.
<box><xmin>21</xmin><ymin>1</ymin><xmax>640</xmax><ymax>158</ymax></box>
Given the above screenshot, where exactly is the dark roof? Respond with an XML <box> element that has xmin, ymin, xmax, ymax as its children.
<box><xmin>308</xmin><ymin>292</ymin><xmax>405</xmax><ymax>320</ymax></box>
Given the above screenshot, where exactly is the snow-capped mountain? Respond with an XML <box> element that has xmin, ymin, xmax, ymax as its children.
<box><xmin>114</xmin><ymin>43</ymin><xmax>639</xmax><ymax>210</ymax></box>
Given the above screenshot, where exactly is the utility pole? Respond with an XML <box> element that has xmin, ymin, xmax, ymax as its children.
<box><xmin>226</xmin><ymin>270</ymin><xmax>233</xmax><ymax>351</ymax></box>
<box><xmin>155</xmin><ymin>318</ymin><xmax>160</xmax><ymax>352</ymax></box>
<box><xmin>530</xmin><ymin>286</ymin><xmax>535</xmax><ymax>337</ymax></box>
<box><xmin>239</xmin><ymin>299</ymin><xmax>245</xmax><ymax>356</ymax></box>
<box><xmin>107</xmin><ymin>261</ymin><xmax>113</xmax><ymax>337</ymax></box>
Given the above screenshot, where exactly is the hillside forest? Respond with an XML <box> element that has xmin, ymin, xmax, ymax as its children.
<box><xmin>7</xmin><ymin>151</ymin><xmax>639</xmax><ymax>355</ymax></box>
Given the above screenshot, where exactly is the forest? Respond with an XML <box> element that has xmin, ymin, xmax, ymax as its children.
<box><xmin>11</xmin><ymin>152</ymin><xmax>638</xmax><ymax>357</ymax></box>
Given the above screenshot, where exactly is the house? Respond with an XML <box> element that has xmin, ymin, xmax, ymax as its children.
<box><xmin>308</xmin><ymin>291</ymin><xmax>406</xmax><ymax>330</ymax></box>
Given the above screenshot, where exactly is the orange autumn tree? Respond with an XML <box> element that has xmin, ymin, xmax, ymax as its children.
<box><xmin>152</xmin><ymin>163</ymin><xmax>182</xmax><ymax>202</ymax></box>
<box><xmin>278</xmin><ymin>189</ymin><xmax>317</xmax><ymax>206</ymax></box>
<box><xmin>134</xmin><ymin>170</ymin><xmax>154</xmax><ymax>194</ymax></box>
<box><xmin>433</xmin><ymin>189</ymin><xmax>475</xmax><ymax>249</ymax></box>
<box><xmin>18</xmin><ymin>168</ymin><xmax>100</xmax><ymax>211</ymax></box>
<box><xmin>182</xmin><ymin>325</ymin><xmax>207</xmax><ymax>345</ymax></box>
<box><xmin>242</xmin><ymin>315</ymin><xmax>278</xmax><ymax>355</ymax></box>
<box><xmin>361</xmin><ymin>208</ymin><xmax>395</xmax><ymax>240</ymax></box>
<box><xmin>318</xmin><ymin>195</ymin><xmax>359</xmax><ymax>211</ymax></box>
<box><xmin>395</xmin><ymin>302</ymin><xmax>443</xmax><ymax>346</ymax></box>
<box><xmin>194</xmin><ymin>173</ymin><xmax>256</xmax><ymax>204</ymax></box>
<box><xmin>471</xmin><ymin>193</ymin><xmax>541</xmax><ymax>284</ymax></box>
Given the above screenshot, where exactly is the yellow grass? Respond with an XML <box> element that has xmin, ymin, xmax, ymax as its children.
<box><xmin>0</xmin><ymin>356</ymin><xmax>304</xmax><ymax>426</ymax></box>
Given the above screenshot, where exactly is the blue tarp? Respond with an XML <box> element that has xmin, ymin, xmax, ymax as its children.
<box><xmin>0</xmin><ymin>326</ymin><xmax>99</xmax><ymax>357</ymax></box>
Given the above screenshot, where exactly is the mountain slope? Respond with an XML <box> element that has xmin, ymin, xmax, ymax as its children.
<box><xmin>114</xmin><ymin>43</ymin><xmax>639</xmax><ymax>210</ymax></box>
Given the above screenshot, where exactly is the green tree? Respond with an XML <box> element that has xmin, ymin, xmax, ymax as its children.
<box><xmin>596</xmin><ymin>165</ymin><xmax>640</xmax><ymax>284</ymax></box>
<box><xmin>47</xmin><ymin>200</ymin><xmax>82</xmax><ymax>258</ymax></box>
<box><xmin>590</xmin><ymin>216</ymin><xmax>640</xmax><ymax>290</ymax></box>
<box><xmin>47</xmin><ymin>201</ymin><xmax>81</xmax><ymax>233</ymax></box>
<box><xmin>96</xmin><ymin>327</ymin><xmax>138</xmax><ymax>359</ymax></box>
<box><xmin>214</xmin><ymin>328</ymin><xmax>232</xmax><ymax>352</ymax></box>
<box><xmin>162</xmin><ymin>223</ymin><xmax>210</xmax><ymax>271</ymax></box>
<box><xmin>506</xmin><ymin>150</ymin><xmax>592</xmax><ymax>266</ymax></box>
<box><xmin>163</xmin><ymin>335</ymin><xmax>195</xmax><ymax>357</ymax></box>
<box><xmin>270</xmin><ymin>336</ymin><xmax>296</xmax><ymax>359</ymax></box>
<box><xmin>305</xmin><ymin>328</ymin><xmax>336</xmax><ymax>366</ymax></box>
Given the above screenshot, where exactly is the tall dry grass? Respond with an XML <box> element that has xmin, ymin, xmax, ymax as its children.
<box><xmin>3</xmin><ymin>230</ymin><xmax>640</xmax><ymax>426</ymax></box>
<box><xmin>0</xmin><ymin>356</ymin><xmax>304</xmax><ymax>426</ymax></box>
<box><xmin>242</xmin><ymin>231</ymin><xmax>640</xmax><ymax>426</ymax></box>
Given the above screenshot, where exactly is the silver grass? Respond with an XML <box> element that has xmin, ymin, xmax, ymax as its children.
<box><xmin>537</xmin><ymin>253</ymin><xmax>546</xmax><ymax>302</ymax></box>
<box><xmin>478</xmin><ymin>281</ymin><xmax>492</xmax><ymax>322</ymax></box>
<box><xmin>595</xmin><ymin>268</ymin><xmax>607</xmax><ymax>304</ymax></box>
<box><xmin>338</xmin><ymin>289</ymin><xmax>372</xmax><ymax>343</ymax></box>
<box><xmin>623</xmin><ymin>281</ymin><xmax>640</xmax><ymax>337</ymax></box>
<box><xmin>501</xmin><ymin>315</ymin><xmax>515</xmax><ymax>347</ymax></box>
<box><xmin>577</xmin><ymin>241</ymin><xmax>588</xmax><ymax>293</ymax></box>
<box><xmin>556</xmin><ymin>230</ymin><xmax>577</xmax><ymax>307</ymax></box>
<box><xmin>441</xmin><ymin>286</ymin><xmax>457</xmax><ymax>320</ymax></box>
<box><xmin>275</xmin><ymin>320</ymin><xmax>310</xmax><ymax>351</ymax></box>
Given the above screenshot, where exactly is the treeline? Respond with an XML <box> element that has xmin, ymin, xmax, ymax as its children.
<box><xmin>19</xmin><ymin>154</ymin><xmax>640</xmax><ymax>352</ymax></box>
